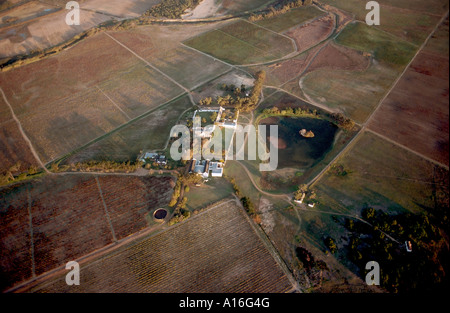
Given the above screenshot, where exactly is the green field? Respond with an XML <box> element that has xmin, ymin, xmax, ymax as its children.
<box><xmin>336</xmin><ymin>22</ymin><xmax>417</xmax><ymax>68</ymax></box>
<box><xmin>255</xmin><ymin>6</ymin><xmax>325</xmax><ymax>32</ymax></box>
<box><xmin>312</xmin><ymin>131</ymin><xmax>448</xmax><ymax>216</ymax></box>
<box><xmin>63</xmin><ymin>95</ymin><xmax>193</xmax><ymax>164</ymax></box>
<box><xmin>186</xmin><ymin>178</ymin><xmax>234</xmax><ymax>211</ymax></box>
<box><xmin>321</xmin><ymin>0</ymin><xmax>447</xmax><ymax>45</ymax></box>
<box><xmin>301</xmin><ymin>61</ymin><xmax>398</xmax><ymax>124</ymax></box>
<box><xmin>184</xmin><ymin>20</ymin><xmax>295</xmax><ymax>65</ymax></box>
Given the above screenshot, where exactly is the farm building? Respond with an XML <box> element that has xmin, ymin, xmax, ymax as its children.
<box><xmin>190</xmin><ymin>159</ymin><xmax>224</xmax><ymax>178</ymax></box>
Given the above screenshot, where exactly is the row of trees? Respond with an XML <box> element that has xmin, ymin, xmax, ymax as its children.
<box><xmin>261</xmin><ymin>105</ymin><xmax>356</xmax><ymax>132</ymax></box>
<box><xmin>262</xmin><ymin>105</ymin><xmax>319</xmax><ymax>118</ymax></box>
<box><xmin>227</xmin><ymin>176</ymin><xmax>261</xmax><ymax>223</ymax></box>
<box><xmin>0</xmin><ymin>162</ymin><xmax>40</xmax><ymax>186</ymax></box>
<box><xmin>249</xmin><ymin>0</ymin><xmax>313</xmax><ymax>22</ymax></box>
<box><xmin>54</xmin><ymin>160</ymin><xmax>144</xmax><ymax>173</ymax></box>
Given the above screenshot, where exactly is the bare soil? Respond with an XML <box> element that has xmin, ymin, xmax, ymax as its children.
<box><xmin>284</xmin><ymin>14</ymin><xmax>334</xmax><ymax>53</ymax></box>
<box><xmin>305</xmin><ymin>42</ymin><xmax>370</xmax><ymax>75</ymax></box>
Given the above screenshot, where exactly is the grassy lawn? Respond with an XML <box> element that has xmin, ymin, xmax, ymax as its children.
<box><xmin>255</xmin><ymin>5</ymin><xmax>325</xmax><ymax>32</ymax></box>
<box><xmin>184</xmin><ymin>20</ymin><xmax>294</xmax><ymax>65</ymax></box>
<box><xmin>312</xmin><ymin>131</ymin><xmax>447</xmax><ymax>216</ymax></box>
<box><xmin>185</xmin><ymin>178</ymin><xmax>234</xmax><ymax>211</ymax></box>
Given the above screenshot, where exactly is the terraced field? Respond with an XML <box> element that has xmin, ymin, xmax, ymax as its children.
<box><xmin>23</xmin><ymin>200</ymin><xmax>294</xmax><ymax>293</ymax></box>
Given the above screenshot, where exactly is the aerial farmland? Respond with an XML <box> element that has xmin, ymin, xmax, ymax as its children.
<box><xmin>0</xmin><ymin>0</ymin><xmax>448</xmax><ymax>302</ymax></box>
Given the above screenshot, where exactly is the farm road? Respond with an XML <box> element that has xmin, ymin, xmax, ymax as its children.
<box><xmin>0</xmin><ymin>87</ymin><xmax>51</xmax><ymax>174</ymax></box>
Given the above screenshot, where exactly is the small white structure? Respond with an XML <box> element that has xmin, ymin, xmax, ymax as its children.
<box><xmin>209</xmin><ymin>162</ymin><xmax>224</xmax><ymax>177</ymax></box>
<box><xmin>190</xmin><ymin>159</ymin><xmax>224</xmax><ymax>178</ymax></box>
<box><xmin>294</xmin><ymin>193</ymin><xmax>306</xmax><ymax>204</ymax></box>
<box><xmin>308</xmin><ymin>203</ymin><xmax>316</xmax><ymax>208</ymax></box>
<box><xmin>405</xmin><ymin>241</ymin><xmax>413</xmax><ymax>252</ymax></box>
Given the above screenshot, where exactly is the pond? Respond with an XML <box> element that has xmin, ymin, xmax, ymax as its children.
<box><xmin>259</xmin><ymin>116</ymin><xmax>338</xmax><ymax>169</ymax></box>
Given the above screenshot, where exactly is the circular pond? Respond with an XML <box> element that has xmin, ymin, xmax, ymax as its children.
<box><xmin>153</xmin><ymin>209</ymin><xmax>168</xmax><ymax>220</ymax></box>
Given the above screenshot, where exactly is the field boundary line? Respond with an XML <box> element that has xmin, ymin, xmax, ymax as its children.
<box><xmin>366</xmin><ymin>129</ymin><xmax>449</xmax><ymax>170</ymax></box>
<box><xmin>26</xmin><ymin>188</ymin><xmax>36</xmax><ymax>278</ymax></box>
<box><xmin>96</xmin><ymin>86</ymin><xmax>132</xmax><ymax>120</ymax></box>
<box><xmin>233</xmin><ymin>196</ymin><xmax>302</xmax><ymax>292</ymax></box>
<box><xmin>215</xmin><ymin>28</ymin><xmax>279</xmax><ymax>60</ymax></box>
<box><xmin>104</xmin><ymin>32</ymin><xmax>190</xmax><ymax>93</ymax></box>
<box><xmin>188</xmin><ymin>67</ymin><xmax>234</xmax><ymax>92</ymax></box>
<box><xmin>180</xmin><ymin>42</ymin><xmax>254</xmax><ymax>78</ymax></box>
<box><xmin>0</xmin><ymin>87</ymin><xmax>50</xmax><ymax>173</ymax></box>
<box><xmin>95</xmin><ymin>176</ymin><xmax>117</xmax><ymax>243</ymax></box>
<box><xmin>243</xmin><ymin>18</ymin><xmax>299</xmax><ymax>54</ymax></box>
<box><xmin>45</xmin><ymin>91</ymin><xmax>187</xmax><ymax>167</ymax></box>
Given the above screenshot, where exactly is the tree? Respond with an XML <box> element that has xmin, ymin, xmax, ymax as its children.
<box><xmin>324</xmin><ymin>237</ymin><xmax>337</xmax><ymax>254</ymax></box>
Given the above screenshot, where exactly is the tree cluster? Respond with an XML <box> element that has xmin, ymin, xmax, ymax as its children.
<box><xmin>0</xmin><ymin>162</ymin><xmax>39</xmax><ymax>186</ymax></box>
<box><xmin>145</xmin><ymin>0</ymin><xmax>202</xmax><ymax>19</ymax></box>
<box><xmin>249</xmin><ymin>0</ymin><xmax>313</xmax><ymax>22</ymax></box>
<box><xmin>199</xmin><ymin>71</ymin><xmax>266</xmax><ymax>112</ymax></box>
<box><xmin>168</xmin><ymin>197</ymin><xmax>191</xmax><ymax>226</ymax></box>
<box><xmin>343</xmin><ymin>207</ymin><xmax>448</xmax><ymax>293</ymax></box>
<box><xmin>331</xmin><ymin>113</ymin><xmax>355</xmax><ymax>130</ymax></box>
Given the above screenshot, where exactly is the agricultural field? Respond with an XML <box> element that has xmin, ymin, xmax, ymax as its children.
<box><xmin>368</xmin><ymin>16</ymin><xmax>449</xmax><ymax>166</ymax></box>
<box><xmin>216</xmin><ymin>0</ymin><xmax>274</xmax><ymax>16</ymax></box>
<box><xmin>0</xmin><ymin>119</ymin><xmax>39</xmax><ymax>174</ymax></box>
<box><xmin>63</xmin><ymin>95</ymin><xmax>192</xmax><ymax>164</ymax></box>
<box><xmin>299</xmin><ymin>21</ymin><xmax>416</xmax><ymax>123</ymax></box>
<box><xmin>0</xmin><ymin>174</ymin><xmax>175</xmax><ymax>292</ymax></box>
<box><xmin>0</xmin><ymin>0</ymin><xmax>164</xmax><ymax>59</ymax></box>
<box><xmin>0</xmin><ymin>0</ymin><xmax>448</xmax><ymax>297</ymax></box>
<box><xmin>22</xmin><ymin>200</ymin><xmax>294</xmax><ymax>293</ymax></box>
<box><xmin>284</xmin><ymin>13</ymin><xmax>334</xmax><ymax>53</ymax></box>
<box><xmin>96</xmin><ymin>175</ymin><xmax>175</xmax><ymax>240</ymax></box>
<box><xmin>255</xmin><ymin>5</ymin><xmax>325</xmax><ymax>32</ymax></box>
<box><xmin>312</xmin><ymin>131</ymin><xmax>447</xmax><ymax>216</ymax></box>
<box><xmin>184</xmin><ymin>19</ymin><xmax>295</xmax><ymax>65</ymax></box>
<box><xmin>107</xmin><ymin>30</ymin><xmax>232</xmax><ymax>90</ymax></box>
<box><xmin>320</xmin><ymin>0</ymin><xmax>449</xmax><ymax>45</ymax></box>
<box><xmin>0</xmin><ymin>1</ymin><xmax>59</xmax><ymax>28</ymax></box>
